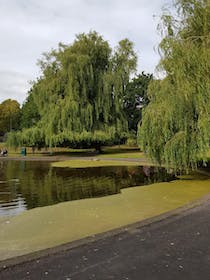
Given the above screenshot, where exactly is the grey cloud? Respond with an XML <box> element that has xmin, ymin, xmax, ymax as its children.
<box><xmin>0</xmin><ymin>71</ymin><xmax>31</xmax><ymax>105</ymax></box>
<box><xmin>0</xmin><ymin>0</ymin><xmax>172</xmax><ymax>104</ymax></box>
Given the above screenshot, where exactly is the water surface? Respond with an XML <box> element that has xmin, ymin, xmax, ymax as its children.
<box><xmin>0</xmin><ymin>160</ymin><xmax>175</xmax><ymax>216</ymax></box>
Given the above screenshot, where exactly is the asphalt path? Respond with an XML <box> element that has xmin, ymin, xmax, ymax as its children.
<box><xmin>1</xmin><ymin>198</ymin><xmax>210</xmax><ymax>280</ymax></box>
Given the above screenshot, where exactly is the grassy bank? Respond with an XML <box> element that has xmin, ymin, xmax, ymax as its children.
<box><xmin>97</xmin><ymin>152</ymin><xmax>146</xmax><ymax>159</ymax></box>
<box><xmin>1</xmin><ymin>142</ymin><xmax>209</xmax><ymax>162</ymax></box>
<box><xmin>0</xmin><ymin>143</ymin><xmax>145</xmax><ymax>158</ymax></box>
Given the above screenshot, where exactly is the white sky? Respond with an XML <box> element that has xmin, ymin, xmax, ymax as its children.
<box><xmin>0</xmin><ymin>0</ymin><xmax>172</xmax><ymax>105</ymax></box>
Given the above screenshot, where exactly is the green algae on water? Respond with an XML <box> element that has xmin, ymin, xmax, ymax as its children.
<box><xmin>52</xmin><ymin>159</ymin><xmax>142</xmax><ymax>168</ymax></box>
<box><xmin>1</xmin><ymin>175</ymin><xmax>210</xmax><ymax>261</ymax></box>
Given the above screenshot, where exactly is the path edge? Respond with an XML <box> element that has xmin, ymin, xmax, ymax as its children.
<box><xmin>1</xmin><ymin>192</ymin><xmax>210</xmax><ymax>270</ymax></box>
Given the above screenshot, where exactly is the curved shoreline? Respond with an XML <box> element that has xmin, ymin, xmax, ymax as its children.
<box><xmin>1</xmin><ymin>155</ymin><xmax>210</xmax><ymax>268</ymax></box>
<box><xmin>0</xmin><ymin>155</ymin><xmax>148</xmax><ymax>162</ymax></box>
<box><xmin>1</xmin><ymin>192</ymin><xmax>210</xmax><ymax>270</ymax></box>
<box><xmin>0</xmin><ymin>155</ymin><xmax>150</xmax><ymax>164</ymax></box>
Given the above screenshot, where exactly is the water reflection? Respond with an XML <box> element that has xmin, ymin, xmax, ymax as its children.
<box><xmin>0</xmin><ymin>160</ymin><xmax>176</xmax><ymax>216</ymax></box>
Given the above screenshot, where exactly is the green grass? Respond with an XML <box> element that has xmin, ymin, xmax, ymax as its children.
<box><xmin>0</xmin><ymin>143</ymin><xmax>95</xmax><ymax>157</ymax></box>
<box><xmin>52</xmin><ymin>145</ymin><xmax>147</xmax><ymax>161</ymax></box>
<box><xmin>50</xmin><ymin>145</ymin><xmax>142</xmax><ymax>158</ymax></box>
<box><xmin>2</xmin><ymin>144</ymin><xmax>146</xmax><ymax>160</ymax></box>
<box><xmin>1</xmin><ymin>142</ymin><xmax>209</xmax><ymax>166</ymax></box>
<box><xmin>97</xmin><ymin>152</ymin><xmax>146</xmax><ymax>159</ymax></box>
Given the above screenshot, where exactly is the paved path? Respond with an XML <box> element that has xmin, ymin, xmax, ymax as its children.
<box><xmin>0</xmin><ymin>155</ymin><xmax>148</xmax><ymax>163</ymax></box>
<box><xmin>1</xmin><ymin>198</ymin><xmax>210</xmax><ymax>280</ymax></box>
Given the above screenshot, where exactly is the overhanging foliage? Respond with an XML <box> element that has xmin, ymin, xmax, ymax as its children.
<box><xmin>139</xmin><ymin>0</ymin><xmax>210</xmax><ymax>171</ymax></box>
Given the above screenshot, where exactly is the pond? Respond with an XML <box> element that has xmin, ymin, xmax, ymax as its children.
<box><xmin>0</xmin><ymin>160</ymin><xmax>176</xmax><ymax>216</ymax></box>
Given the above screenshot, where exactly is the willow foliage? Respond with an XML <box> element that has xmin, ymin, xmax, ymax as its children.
<box><xmin>10</xmin><ymin>31</ymin><xmax>137</xmax><ymax>149</ymax></box>
<box><xmin>139</xmin><ymin>0</ymin><xmax>210</xmax><ymax>171</ymax></box>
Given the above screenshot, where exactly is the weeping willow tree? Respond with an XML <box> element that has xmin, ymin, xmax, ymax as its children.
<box><xmin>139</xmin><ymin>0</ymin><xmax>210</xmax><ymax>171</ymax></box>
<box><xmin>8</xmin><ymin>31</ymin><xmax>137</xmax><ymax>150</ymax></box>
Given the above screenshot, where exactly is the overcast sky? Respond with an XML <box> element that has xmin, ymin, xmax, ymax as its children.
<box><xmin>0</xmin><ymin>0</ymin><xmax>172</xmax><ymax>105</ymax></box>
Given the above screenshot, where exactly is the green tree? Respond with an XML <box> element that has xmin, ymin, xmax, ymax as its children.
<box><xmin>139</xmin><ymin>0</ymin><xmax>210</xmax><ymax>172</ymax></box>
<box><xmin>112</xmin><ymin>38</ymin><xmax>137</xmax><ymax>95</ymax></box>
<box><xmin>20</xmin><ymin>93</ymin><xmax>40</xmax><ymax>129</ymax></box>
<box><xmin>9</xmin><ymin>31</ymin><xmax>137</xmax><ymax>150</ymax></box>
<box><xmin>0</xmin><ymin>99</ymin><xmax>21</xmax><ymax>137</ymax></box>
<box><xmin>123</xmin><ymin>72</ymin><xmax>153</xmax><ymax>133</ymax></box>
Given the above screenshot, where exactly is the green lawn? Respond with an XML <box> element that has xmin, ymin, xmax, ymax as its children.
<box><xmin>1</xmin><ymin>142</ymin><xmax>209</xmax><ymax>164</ymax></box>
<box><xmin>97</xmin><ymin>152</ymin><xmax>146</xmax><ymax>159</ymax></box>
<box><xmin>1</xmin><ymin>143</ymin><xmax>146</xmax><ymax>159</ymax></box>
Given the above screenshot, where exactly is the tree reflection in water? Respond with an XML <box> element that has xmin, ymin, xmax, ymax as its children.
<box><xmin>0</xmin><ymin>161</ymin><xmax>176</xmax><ymax>216</ymax></box>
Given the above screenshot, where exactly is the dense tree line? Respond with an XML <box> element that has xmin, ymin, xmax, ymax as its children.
<box><xmin>6</xmin><ymin>31</ymin><xmax>151</xmax><ymax>151</ymax></box>
<box><xmin>139</xmin><ymin>0</ymin><xmax>210</xmax><ymax>171</ymax></box>
<box><xmin>0</xmin><ymin>99</ymin><xmax>21</xmax><ymax>140</ymax></box>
